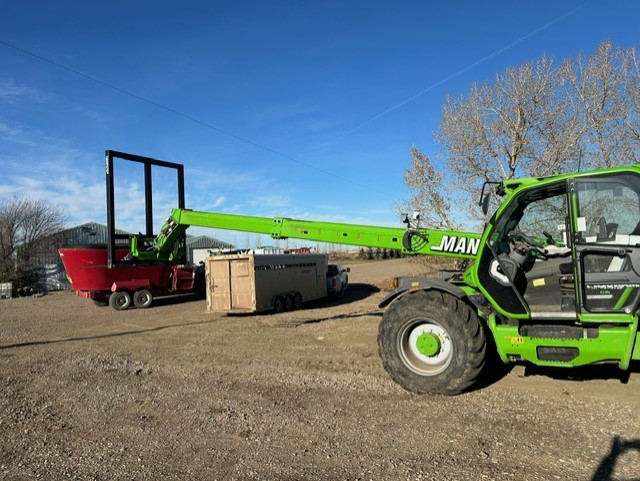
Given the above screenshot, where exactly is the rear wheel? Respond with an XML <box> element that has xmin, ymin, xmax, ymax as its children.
<box><xmin>109</xmin><ymin>290</ymin><xmax>131</xmax><ymax>311</ymax></box>
<box><xmin>284</xmin><ymin>295</ymin><xmax>294</xmax><ymax>311</ymax></box>
<box><xmin>273</xmin><ymin>296</ymin><xmax>285</xmax><ymax>313</ymax></box>
<box><xmin>378</xmin><ymin>290</ymin><xmax>486</xmax><ymax>396</ymax></box>
<box><xmin>133</xmin><ymin>288</ymin><xmax>153</xmax><ymax>308</ymax></box>
<box><xmin>293</xmin><ymin>292</ymin><xmax>303</xmax><ymax>310</ymax></box>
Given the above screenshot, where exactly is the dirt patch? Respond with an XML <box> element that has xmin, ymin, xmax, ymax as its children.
<box><xmin>1</xmin><ymin>258</ymin><xmax>639</xmax><ymax>480</ymax></box>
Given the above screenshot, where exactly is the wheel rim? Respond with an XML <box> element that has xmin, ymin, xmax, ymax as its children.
<box><xmin>110</xmin><ymin>291</ymin><xmax>131</xmax><ymax>310</ymax></box>
<box><xmin>398</xmin><ymin>318</ymin><xmax>453</xmax><ymax>376</ymax></box>
<box><xmin>134</xmin><ymin>289</ymin><xmax>152</xmax><ymax>308</ymax></box>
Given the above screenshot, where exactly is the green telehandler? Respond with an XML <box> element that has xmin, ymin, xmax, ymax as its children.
<box><xmin>67</xmin><ymin>151</ymin><xmax>640</xmax><ymax>395</ymax></box>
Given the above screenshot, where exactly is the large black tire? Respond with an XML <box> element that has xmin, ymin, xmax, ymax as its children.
<box><xmin>378</xmin><ymin>289</ymin><xmax>486</xmax><ymax>396</ymax></box>
<box><xmin>109</xmin><ymin>290</ymin><xmax>131</xmax><ymax>311</ymax></box>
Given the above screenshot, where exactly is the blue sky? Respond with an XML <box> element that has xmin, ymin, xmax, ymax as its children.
<box><xmin>1</xmin><ymin>1</ymin><xmax>639</xmax><ymax>247</ymax></box>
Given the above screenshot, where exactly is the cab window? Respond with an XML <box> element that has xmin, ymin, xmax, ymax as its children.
<box><xmin>575</xmin><ymin>175</ymin><xmax>640</xmax><ymax>244</ymax></box>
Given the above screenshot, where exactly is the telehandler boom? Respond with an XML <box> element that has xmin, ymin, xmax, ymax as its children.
<box><xmin>62</xmin><ymin>151</ymin><xmax>640</xmax><ymax>395</ymax></box>
<box><xmin>131</xmin><ymin>208</ymin><xmax>482</xmax><ymax>262</ymax></box>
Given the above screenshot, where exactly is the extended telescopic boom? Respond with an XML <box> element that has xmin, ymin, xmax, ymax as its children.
<box><xmin>130</xmin><ymin>208</ymin><xmax>482</xmax><ymax>262</ymax></box>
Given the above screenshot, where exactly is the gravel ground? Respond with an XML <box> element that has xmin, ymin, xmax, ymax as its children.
<box><xmin>1</xmin><ymin>258</ymin><xmax>639</xmax><ymax>480</ymax></box>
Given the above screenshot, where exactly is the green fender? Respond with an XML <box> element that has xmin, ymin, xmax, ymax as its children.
<box><xmin>378</xmin><ymin>277</ymin><xmax>468</xmax><ymax>309</ymax></box>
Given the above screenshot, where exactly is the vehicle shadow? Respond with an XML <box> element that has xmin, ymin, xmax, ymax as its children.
<box><xmin>591</xmin><ymin>436</ymin><xmax>640</xmax><ymax>481</ymax></box>
<box><xmin>280</xmin><ymin>283</ymin><xmax>384</xmax><ymax>326</ymax></box>
<box><xmin>145</xmin><ymin>292</ymin><xmax>206</xmax><ymax>308</ymax></box>
<box><xmin>467</xmin><ymin>330</ymin><xmax>514</xmax><ymax>392</ymax></box>
<box><xmin>308</xmin><ymin>282</ymin><xmax>381</xmax><ymax>307</ymax></box>
<box><xmin>469</xmin><ymin>359</ymin><xmax>640</xmax><ymax>394</ymax></box>
<box><xmin>292</xmin><ymin>310</ymin><xmax>383</xmax><ymax>327</ymax></box>
<box><xmin>520</xmin><ymin>361</ymin><xmax>640</xmax><ymax>383</ymax></box>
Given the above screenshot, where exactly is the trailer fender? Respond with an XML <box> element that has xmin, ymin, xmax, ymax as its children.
<box><xmin>111</xmin><ymin>280</ymin><xmax>152</xmax><ymax>292</ymax></box>
<box><xmin>378</xmin><ymin>277</ymin><xmax>467</xmax><ymax>309</ymax></box>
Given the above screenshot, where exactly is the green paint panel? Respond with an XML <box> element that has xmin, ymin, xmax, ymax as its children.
<box><xmin>492</xmin><ymin>324</ymin><xmax>634</xmax><ymax>367</ymax></box>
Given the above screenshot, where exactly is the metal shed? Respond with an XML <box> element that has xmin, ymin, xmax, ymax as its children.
<box><xmin>187</xmin><ymin>235</ymin><xmax>234</xmax><ymax>265</ymax></box>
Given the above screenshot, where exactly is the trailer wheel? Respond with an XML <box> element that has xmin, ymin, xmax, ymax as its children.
<box><xmin>109</xmin><ymin>290</ymin><xmax>132</xmax><ymax>311</ymax></box>
<box><xmin>133</xmin><ymin>288</ymin><xmax>153</xmax><ymax>308</ymax></box>
<box><xmin>284</xmin><ymin>295</ymin><xmax>294</xmax><ymax>311</ymax></box>
<box><xmin>273</xmin><ymin>296</ymin><xmax>285</xmax><ymax>313</ymax></box>
<box><xmin>293</xmin><ymin>292</ymin><xmax>303</xmax><ymax>310</ymax></box>
<box><xmin>378</xmin><ymin>290</ymin><xmax>486</xmax><ymax>396</ymax></box>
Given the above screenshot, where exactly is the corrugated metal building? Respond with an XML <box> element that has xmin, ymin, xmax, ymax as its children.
<box><xmin>30</xmin><ymin>223</ymin><xmax>234</xmax><ymax>291</ymax></box>
<box><xmin>186</xmin><ymin>235</ymin><xmax>234</xmax><ymax>264</ymax></box>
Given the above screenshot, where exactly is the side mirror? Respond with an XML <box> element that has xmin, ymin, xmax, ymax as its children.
<box><xmin>481</xmin><ymin>194</ymin><xmax>490</xmax><ymax>215</ymax></box>
<box><xmin>479</xmin><ymin>180</ymin><xmax>501</xmax><ymax>215</ymax></box>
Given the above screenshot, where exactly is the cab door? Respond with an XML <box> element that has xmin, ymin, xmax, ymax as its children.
<box><xmin>475</xmin><ymin>180</ymin><xmax>571</xmax><ymax>317</ymax></box>
<box><xmin>570</xmin><ymin>174</ymin><xmax>640</xmax><ymax>315</ymax></box>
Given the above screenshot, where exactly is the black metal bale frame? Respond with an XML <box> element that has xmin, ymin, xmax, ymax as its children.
<box><xmin>104</xmin><ymin>150</ymin><xmax>185</xmax><ymax>268</ymax></box>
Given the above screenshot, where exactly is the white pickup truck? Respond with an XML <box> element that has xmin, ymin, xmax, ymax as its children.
<box><xmin>326</xmin><ymin>263</ymin><xmax>350</xmax><ymax>297</ymax></box>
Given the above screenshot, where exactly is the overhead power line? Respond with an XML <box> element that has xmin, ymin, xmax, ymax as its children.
<box><xmin>340</xmin><ymin>3</ymin><xmax>585</xmax><ymax>137</ymax></box>
<box><xmin>0</xmin><ymin>38</ymin><xmax>398</xmax><ymax>200</ymax></box>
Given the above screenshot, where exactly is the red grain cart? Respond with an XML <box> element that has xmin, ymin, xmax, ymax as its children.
<box><xmin>59</xmin><ymin>245</ymin><xmax>200</xmax><ymax>309</ymax></box>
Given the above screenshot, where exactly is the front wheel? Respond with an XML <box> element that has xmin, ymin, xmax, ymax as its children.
<box><xmin>378</xmin><ymin>290</ymin><xmax>486</xmax><ymax>396</ymax></box>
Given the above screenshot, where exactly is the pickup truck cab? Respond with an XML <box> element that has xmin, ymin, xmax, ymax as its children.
<box><xmin>327</xmin><ymin>263</ymin><xmax>349</xmax><ymax>297</ymax></box>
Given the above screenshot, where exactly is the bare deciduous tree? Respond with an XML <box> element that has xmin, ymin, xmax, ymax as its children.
<box><xmin>561</xmin><ymin>40</ymin><xmax>632</xmax><ymax>167</ymax></box>
<box><xmin>0</xmin><ymin>195</ymin><xmax>66</xmax><ymax>285</ymax></box>
<box><xmin>403</xmin><ymin>146</ymin><xmax>459</xmax><ymax>229</ymax></box>
<box><xmin>620</xmin><ymin>46</ymin><xmax>640</xmax><ymax>148</ymax></box>
<box><xmin>406</xmin><ymin>40</ymin><xmax>640</xmax><ymax>228</ymax></box>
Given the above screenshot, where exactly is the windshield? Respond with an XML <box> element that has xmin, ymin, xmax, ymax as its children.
<box><xmin>491</xmin><ymin>181</ymin><xmax>568</xmax><ymax>249</ymax></box>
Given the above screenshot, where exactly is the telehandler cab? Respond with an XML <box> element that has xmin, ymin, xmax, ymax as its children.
<box><xmin>63</xmin><ymin>151</ymin><xmax>640</xmax><ymax>395</ymax></box>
